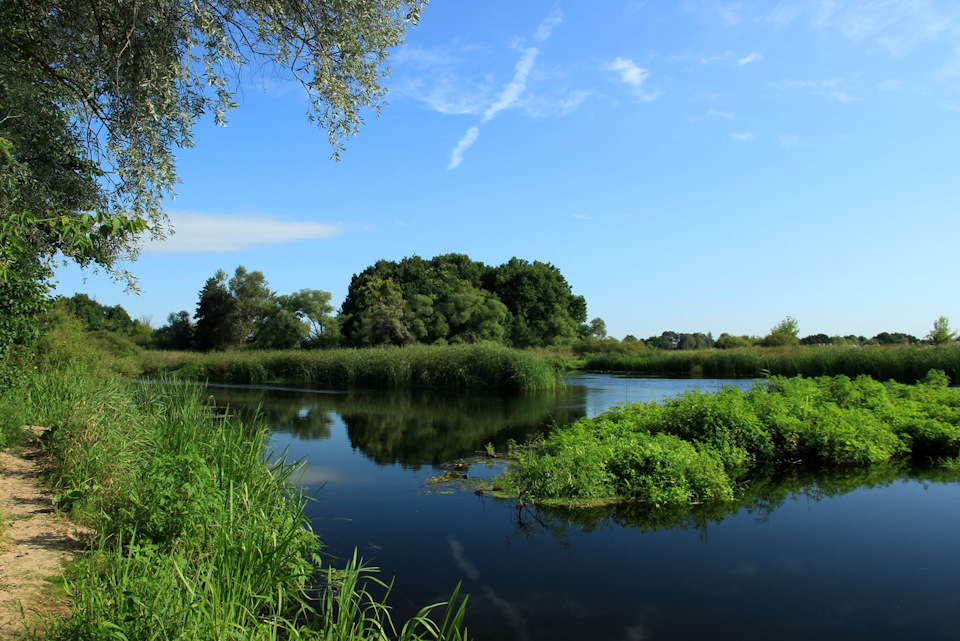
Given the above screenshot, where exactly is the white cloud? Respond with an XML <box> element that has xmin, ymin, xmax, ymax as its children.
<box><xmin>446</xmin><ymin>10</ymin><xmax>567</xmax><ymax>169</ymax></box>
<box><xmin>145</xmin><ymin>212</ymin><xmax>343</xmax><ymax>254</ymax></box>
<box><xmin>708</xmin><ymin>108</ymin><xmax>736</xmax><ymax>119</ymax></box>
<box><xmin>482</xmin><ymin>47</ymin><xmax>539</xmax><ymax>123</ymax></box>
<box><xmin>738</xmin><ymin>52</ymin><xmax>764</xmax><ymax>65</ymax></box>
<box><xmin>877</xmin><ymin>78</ymin><xmax>905</xmax><ymax>90</ymax></box>
<box><xmin>605</xmin><ymin>57</ymin><xmax>657</xmax><ymax>101</ymax></box>
<box><xmin>730</xmin><ymin>132</ymin><xmax>756</xmax><ymax>142</ymax></box>
<box><xmin>534</xmin><ymin>9</ymin><xmax>564</xmax><ymax>43</ymax></box>
<box><xmin>448</xmin><ymin>126</ymin><xmax>480</xmax><ymax>169</ymax></box>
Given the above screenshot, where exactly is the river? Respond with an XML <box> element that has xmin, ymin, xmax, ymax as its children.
<box><xmin>207</xmin><ymin>374</ymin><xmax>960</xmax><ymax>641</ymax></box>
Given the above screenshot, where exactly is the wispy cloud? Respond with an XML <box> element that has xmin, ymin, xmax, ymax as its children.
<box><xmin>482</xmin><ymin>47</ymin><xmax>539</xmax><ymax>124</ymax></box>
<box><xmin>447</xmin><ymin>11</ymin><xmax>564</xmax><ymax>169</ymax></box>
<box><xmin>708</xmin><ymin>108</ymin><xmax>736</xmax><ymax>119</ymax></box>
<box><xmin>730</xmin><ymin>132</ymin><xmax>756</xmax><ymax>142</ymax></box>
<box><xmin>448</xmin><ymin>126</ymin><xmax>480</xmax><ymax>170</ymax></box>
<box><xmin>738</xmin><ymin>52</ymin><xmax>764</xmax><ymax>65</ymax></box>
<box><xmin>145</xmin><ymin>212</ymin><xmax>343</xmax><ymax>254</ymax></box>
<box><xmin>605</xmin><ymin>57</ymin><xmax>657</xmax><ymax>101</ymax></box>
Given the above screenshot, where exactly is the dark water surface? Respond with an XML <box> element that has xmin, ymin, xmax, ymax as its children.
<box><xmin>208</xmin><ymin>375</ymin><xmax>960</xmax><ymax>641</ymax></box>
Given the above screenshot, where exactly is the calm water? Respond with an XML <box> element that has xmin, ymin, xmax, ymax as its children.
<box><xmin>208</xmin><ymin>375</ymin><xmax>960</xmax><ymax>641</ymax></box>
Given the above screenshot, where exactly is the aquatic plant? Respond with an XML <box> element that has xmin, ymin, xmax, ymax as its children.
<box><xmin>501</xmin><ymin>372</ymin><xmax>960</xmax><ymax>510</ymax></box>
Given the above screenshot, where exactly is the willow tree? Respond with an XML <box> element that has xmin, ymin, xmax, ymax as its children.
<box><xmin>0</xmin><ymin>0</ymin><xmax>424</xmax><ymax>373</ymax></box>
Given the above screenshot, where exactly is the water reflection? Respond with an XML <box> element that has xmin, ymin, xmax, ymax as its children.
<box><xmin>502</xmin><ymin>461</ymin><xmax>960</xmax><ymax>546</ymax></box>
<box><xmin>197</xmin><ymin>376</ymin><xmax>960</xmax><ymax>641</ymax></box>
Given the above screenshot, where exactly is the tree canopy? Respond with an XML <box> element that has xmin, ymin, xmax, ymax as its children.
<box><xmin>338</xmin><ymin>254</ymin><xmax>586</xmax><ymax>349</ymax></box>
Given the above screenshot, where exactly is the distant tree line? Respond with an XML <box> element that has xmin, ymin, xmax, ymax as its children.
<box><xmin>59</xmin><ymin>278</ymin><xmax>954</xmax><ymax>355</ymax></box>
<box><xmin>149</xmin><ymin>254</ymin><xmax>587</xmax><ymax>351</ymax></box>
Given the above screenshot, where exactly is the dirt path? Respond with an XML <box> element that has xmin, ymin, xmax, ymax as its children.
<box><xmin>0</xmin><ymin>428</ymin><xmax>88</xmax><ymax>640</ymax></box>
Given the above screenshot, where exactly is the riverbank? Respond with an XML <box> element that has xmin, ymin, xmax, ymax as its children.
<box><xmin>0</xmin><ymin>315</ymin><xmax>469</xmax><ymax>640</ymax></box>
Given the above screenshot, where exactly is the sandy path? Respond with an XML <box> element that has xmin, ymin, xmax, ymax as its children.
<box><xmin>0</xmin><ymin>428</ymin><xmax>88</xmax><ymax>639</ymax></box>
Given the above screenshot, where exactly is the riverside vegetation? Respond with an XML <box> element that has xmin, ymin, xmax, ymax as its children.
<box><xmin>139</xmin><ymin>343</ymin><xmax>559</xmax><ymax>391</ymax></box>
<box><xmin>581</xmin><ymin>343</ymin><xmax>960</xmax><ymax>383</ymax></box>
<box><xmin>0</xmin><ymin>313</ymin><xmax>468</xmax><ymax>640</ymax></box>
<box><xmin>495</xmin><ymin>371</ymin><xmax>960</xmax><ymax>510</ymax></box>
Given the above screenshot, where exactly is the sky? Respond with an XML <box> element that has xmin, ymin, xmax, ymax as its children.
<box><xmin>54</xmin><ymin>0</ymin><xmax>960</xmax><ymax>341</ymax></box>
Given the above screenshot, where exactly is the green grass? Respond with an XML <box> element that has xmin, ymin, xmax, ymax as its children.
<box><xmin>140</xmin><ymin>342</ymin><xmax>560</xmax><ymax>391</ymax></box>
<box><xmin>498</xmin><ymin>371</ymin><xmax>960</xmax><ymax>510</ymax></box>
<box><xmin>0</xmin><ymin>314</ymin><xmax>469</xmax><ymax>640</ymax></box>
<box><xmin>583</xmin><ymin>344</ymin><xmax>960</xmax><ymax>383</ymax></box>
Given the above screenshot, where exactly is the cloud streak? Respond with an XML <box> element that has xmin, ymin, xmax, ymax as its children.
<box><xmin>448</xmin><ymin>11</ymin><xmax>563</xmax><ymax>169</ymax></box>
<box><xmin>145</xmin><ymin>212</ymin><xmax>343</xmax><ymax>254</ymax></box>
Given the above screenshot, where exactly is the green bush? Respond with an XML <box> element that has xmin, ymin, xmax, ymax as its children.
<box><xmin>503</xmin><ymin>372</ymin><xmax>960</xmax><ymax>510</ymax></box>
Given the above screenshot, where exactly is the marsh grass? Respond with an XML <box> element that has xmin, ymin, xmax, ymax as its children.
<box><xmin>585</xmin><ymin>344</ymin><xmax>960</xmax><ymax>383</ymax></box>
<box><xmin>0</xmin><ymin>315</ymin><xmax>469</xmax><ymax>640</ymax></box>
<box><xmin>502</xmin><ymin>372</ymin><xmax>960</xmax><ymax>510</ymax></box>
<box><xmin>140</xmin><ymin>343</ymin><xmax>558</xmax><ymax>391</ymax></box>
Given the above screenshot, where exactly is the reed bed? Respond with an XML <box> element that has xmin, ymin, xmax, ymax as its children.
<box><xmin>140</xmin><ymin>343</ymin><xmax>559</xmax><ymax>391</ymax></box>
<box><xmin>584</xmin><ymin>344</ymin><xmax>960</xmax><ymax>383</ymax></box>
<box><xmin>0</xmin><ymin>317</ymin><xmax>469</xmax><ymax>640</ymax></box>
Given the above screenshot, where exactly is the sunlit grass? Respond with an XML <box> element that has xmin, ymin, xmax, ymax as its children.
<box><xmin>1</xmin><ymin>314</ymin><xmax>470</xmax><ymax>640</ymax></box>
<box><xmin>583</xmin><ymin>344</ymin><xmax>960</xmax><ymax>384</ymax></box>
<box><xmin>140</xmin><ymin>343</ymin><xmax>559</xmax><ymax>391</ymax></box>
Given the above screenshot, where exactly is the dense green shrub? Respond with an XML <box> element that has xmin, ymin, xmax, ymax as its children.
<box><xmin>502</xmin><ymin>373</ymin><xmax>960</xmax><ymax>510</ymax></box>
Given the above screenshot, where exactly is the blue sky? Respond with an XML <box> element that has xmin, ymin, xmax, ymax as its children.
<box><xmin>55</xmin><ymin>0</ymin><xmax>960</xmax><ymax>341</ymax></box>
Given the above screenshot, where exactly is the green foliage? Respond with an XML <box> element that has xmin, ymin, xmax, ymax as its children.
<box><xmin>761</xmin><ymin>316</ymin><xmax>800</xmax><ymax>347</ymax></box>
<box><xmin>584</xmin><ymin>343</ymin><xmax>960</xmax><ymax>384</ymax></box>
<box><xmin>340</xmin><ymin>254</ymin><xmax>585</xmax><ymax>349</ymax></box>
<box><xmin>502</xmin><ymin>373</ymin><xmax>960</xmax><ymax>510</ymax></box>
<box><xmin>153</xmin><ymin>310</ymin><xmax>195</xmax><ymax>350</ymax></box>
<box><xmin>2</xmin><ymin>313</ymin><xmax>468</xmax><ymax>640</ymax></box>
<box><xmin>926</xmin><ymin>315</ymin><xmax>957</xmax><ymax>345</ymax></box>
<box><xmin>194</xmin><ymin>269</ymin><xmax>239</xmax><ymax>351</ymax></box>
<box><xmin>0</xmin><ymin>0</ymin><xmax>423</xmax><ymax>383</ymax></box>
<box><xmin>715</xmin><ymin>333</ymin><xmax>758</xmax><ymax>349</ymax></box>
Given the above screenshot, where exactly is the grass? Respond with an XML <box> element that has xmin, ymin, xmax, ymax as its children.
<box><xmin>583</xmin><ymin>343</ymin><xmax>960</xmax><ymax>383</ymax></box>
<box><xmin>497</xmin><ymin>370</ymin><xmax>960</xmax><ymax>510</ymax></box>
<box><xmin>140</xmin><ymin>343</ymin><xmax>559</xmax><ymax>391</ymax></box>
<box><xmin>0</xmin><ymin>313</ymin><xmax>469</xmax><ymax>640</ymax></box>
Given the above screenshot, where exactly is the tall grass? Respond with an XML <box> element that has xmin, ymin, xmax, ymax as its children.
<box><xmin>140</xmin><ymin>343</ymin><xmax>559</xmax><ymax>391</ymax></box>
<box><xmin>0</xmin><ymin>315</ymin><xmax>469</xmax><ymax>640</ymax></box>
<box><xmin>584</xmin><ymin>344</ymin><xmax>960</xmax><ymax>383</ymax></box>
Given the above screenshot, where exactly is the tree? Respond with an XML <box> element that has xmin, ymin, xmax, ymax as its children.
<box><xmin>761</xmin><ymin>317</ymin><xmax>800</xmax><ymax>347</ymax></box>
<box><xmin>926</xmin><ymin>316</ymin><xmax>957</xmax><ymax>346</ymax></box>
<box><xmin>154</xmin><ymin>311</ymin><xmax>195</xmax><ymax>350</ymax></box>
<box><xmin>484</xmin><ymin>258</ymin><xmax>586</xmax><ymax>348</ymax></box>
<box><xmin>229</xmin><ymin>266</ymin><xmax>273</xmax><ymax>345</ymax></box>
<box><xmin>194</xmin><ymin>270</ymin><xmax>238</xmax><ymax>351</ymax></box>
<box><xmin>583</xmin><ymin>318</ymin><xmax>607</xmax><ymax>340</ymax></box>
<box><xmin>255</xmin><ymin>297</ymin><xmax>309</xmax><ymax>350</ymax></box>
<box><xmin>0</xmin><ymin>0</ymin><xmax>423</xmax><ymax>372</ymax></box>
<box><xmin>351</xmin><ymin>277</ymin><xmax>414</xmax><ymax>347</ymax></box>
<box><xmin>289</xmin><ymin>289</ymin><xmax>339</xmax><ymax>348</ymax></box>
